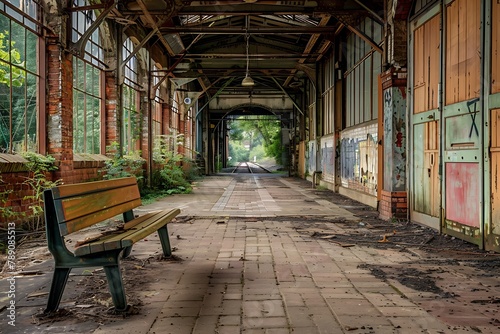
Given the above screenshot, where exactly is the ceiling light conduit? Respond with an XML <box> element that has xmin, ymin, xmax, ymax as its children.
<box><xmin>241</xmin><ymin>31</ymin><xmax>255</xmax><ymax>87</ymax></box>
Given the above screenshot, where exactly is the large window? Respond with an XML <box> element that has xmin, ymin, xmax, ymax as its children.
<box><xmin>152</xmin><ymin>63</ymin><xmax>163</xmax><ymax>151</ymax></box>
<box><xmin>0</xmin><ymin>1</ymin><xmax>41</xmax><ymax>153</ymax></box>
<box><xmin>122</xmin><ymin>38</ymin><xmax>142</xmax><ymax>154</ymax></box>
<box><xmin>71</xmin><ymin>0</ymin><xmax>105</xmax><ymax>154</ymax></box>
<box><xmin>73</xmin><ymin>57</ymin><xmax>101</xmax><ymax>153</ymax></box>
<box><xmin>345</xmin><ymin>18</ymin><xmax>382</xmax><ymax>128</ymax></box>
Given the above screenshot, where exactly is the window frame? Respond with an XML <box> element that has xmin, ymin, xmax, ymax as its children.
<box><xmin>0</xmin><ymin>0</ymin><xmax>43</xmax><ymax>154</ymax></box>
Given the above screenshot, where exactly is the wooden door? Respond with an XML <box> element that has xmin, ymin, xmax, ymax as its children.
<box><xmin>410</xmin><ymin>12</ymin><xmax>441</xmax><ymax>229</ymax></box>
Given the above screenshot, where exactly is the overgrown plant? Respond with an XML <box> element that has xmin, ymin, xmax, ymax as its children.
<box><xmin>21</xmin><ymin>152</ymin><xmax>62</xmax><ymax>231</ymax></box>
<box><xmin>100</xmin><ymin>142</ymin><xmax>146</xmax><ymax>183</ymax></box>
<box><xmin>150</xmin><ymin>135</ymin><xmax>197</xmax><ymax>195</ymax></box>
<box><xmin>0</xmin><ymin>173</ymin><xmax>16</xmax><ymax>220</ymax></box>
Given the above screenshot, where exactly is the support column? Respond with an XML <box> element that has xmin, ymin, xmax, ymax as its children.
<box><xmin>46</xmin><ymin>37</ymin><xmax>74</xmax><ymax>181</ymax></box>
<box><xmin>379</xmin><ymin>68</ymin><xmax>407</xmax><ymax>220</ymax></box>
<box><xmin>104</xmin><ymin>70</ymin><xmax>119</xmax><ymax>154</ymax></box>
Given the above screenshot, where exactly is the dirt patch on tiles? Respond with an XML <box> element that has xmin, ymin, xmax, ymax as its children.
<box><xmin>31</xmin><ymin>254</ymin><xmax>182</xmax><ymax>327</ymax></box>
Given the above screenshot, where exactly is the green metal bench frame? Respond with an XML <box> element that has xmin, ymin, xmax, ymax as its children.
<box><xmin>43</xmin><ymin>177</ymin><xmax>180</xmax><ymax>313</ymax></box>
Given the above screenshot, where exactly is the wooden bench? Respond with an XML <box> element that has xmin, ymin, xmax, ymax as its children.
<box><xmin>43</xmin><ymin>177</ymin><xmax>180</xmax><ymax>313</ymax></box>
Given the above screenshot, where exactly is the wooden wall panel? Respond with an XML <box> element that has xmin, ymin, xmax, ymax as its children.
<box><xmin>445</xmin><ymin>0</ymin><xmax>480</xmax><ymax>105</ymax></box>
<box><xmin>413</xmin><ymin>122</ymin><xmax>440</xmax><ymax>217</ymax></box>
<box><xmin>428</xmin><ymin>16</ymin><xmax>440</xmax><ymax>110</ymax></box>
<box><xmin>493</xmin><ymin>0</ymin><xmax>500</xmax><ymax>94</ymax></box>
<box><xmin>458</xmin><ymin>0</ymin><xmax>467</xmax><ymax>101</ymax></box>
<box><xmin>413</xmin><ymin>14</ymin><xmax>440</xmax><ymax>113</ymax></box>
<box><xmin>414</xmin><ymin>26</ymin><xmax>424</xmax><ymax>87</ymax></box>
<box><xmin>446</xmin><ymin>0</ymin><xmax>459</xmax><ymax>104</ymax></box>
<box><xmin>466</xmin><ymin>0</ymin><xmax>480</xmax><ymax>99</ymax></box>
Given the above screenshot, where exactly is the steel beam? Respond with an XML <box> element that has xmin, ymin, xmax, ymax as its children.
<box><xmin>159</xmin><ymin>26</ymin><xmax>337</xmax><ymax>34</ymax></box>
<box><xmin>70</xmin><ymin>0</ymin><xmax>117</xmax><ymax>56</ymax></box>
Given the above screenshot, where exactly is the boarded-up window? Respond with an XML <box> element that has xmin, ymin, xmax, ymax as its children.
<box><xmin>492</xmin><ymin>0</ymin><xmax>500</xmax><ymax>94</ymax></box>
<box><xmin>445</xmin><ymin>0</ymin><xmax>480</xmax><ymax>105</ymax></box>
<box><xmin>413</xmin><ymin>14</ymin><xmax>440</xmax><ymax>113</ymax></box>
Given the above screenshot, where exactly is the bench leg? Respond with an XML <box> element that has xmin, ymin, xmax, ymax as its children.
<box><xmin>158</xmin><ymin>225</ymin><xmax>172</xmax><ymax>257</ymax></box>
<box><xmin>122</xmin><ymin>246</ymin><xmax>133</xmax><ymax>258</ymax></box>
<box><xmin>44</xmin><ymin>267</ymin><xmax>72</xmax><ymax>313</ymax></box>
<box><xmin>103</xmin><ymin>264</ymin><xmax>128</xmax><ymax>312</ymax></box>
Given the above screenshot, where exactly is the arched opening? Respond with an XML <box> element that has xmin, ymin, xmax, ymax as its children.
<box><xmin>209</xmin><ymin>102</ymin><xmax>291</xmax><ymax>174</ymax></box>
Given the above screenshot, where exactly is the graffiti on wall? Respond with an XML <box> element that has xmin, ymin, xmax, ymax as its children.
<box><xmin>307</xmin><ymin>140</ymin><xmax>316</xmax><ymax>176</ymax></box>
<box><xmin>384</xmin><ymin>87</ymin><xmax>406</xmax><ymax>191</ymax></box>
<box><xmin>340</xmin><ymin>123</ymin><xmax>378</xmax><ymax>195</ymax></box>
<box><xmin>320</xmin><ymin>135</ymin><xmax>335</xmax><ymax>183</ymax></box>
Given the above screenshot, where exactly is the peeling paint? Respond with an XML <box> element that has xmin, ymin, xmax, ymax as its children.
<box><xmin>340</xmin><ymin>123</ymin><xmax>378</xmax><ymax>195</ymax></box>
<box><xmin>383</xmin><ymin>87</ymin><xmax>406</xmax><ymax>191</ymax></box>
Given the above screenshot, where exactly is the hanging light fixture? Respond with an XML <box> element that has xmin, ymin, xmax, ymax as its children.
<box><xmin>241</xmin><ymin>32</ymin><xmax>255</xmax><ymax>87</ymax></box>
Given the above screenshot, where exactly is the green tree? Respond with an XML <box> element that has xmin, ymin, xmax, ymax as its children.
<box><xmin>0</xmin><ymin>31</ymin><xmax>25</xmax><ymax>87</ymax></box>
<box><xmin>228</xmin><ymin>116</ymin><xmax>283</xmax><ymax>164</ymax></box>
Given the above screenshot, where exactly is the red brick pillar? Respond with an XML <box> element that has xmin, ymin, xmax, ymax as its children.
<box><xmin>379</xmin><ymin>68</ymin><xmax>408</xmax><ymax>220</ymax></box>
<box><xmin>104</xmin><ymin>70</ymin><xmax>118</xmax><ymax>154</ymax></box>
<box><xmin>46</xmin><ymin>37</ymin><xmax>74</xmax><ymax>181</ymax></box>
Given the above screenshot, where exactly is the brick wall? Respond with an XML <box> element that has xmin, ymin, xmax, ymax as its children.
<box><xmin>105</xmin><ymin>70</ymin><xmax>119</xmax><ymax>151</ymax></box>
<box><xmin>379</xmin><ymin>190</ymin><xmax>408</xmax><ymax>220</ymax></box>
<box><xmin>0</xmin><ymin>171</ymin><xmax>35</xmax><ymax>227</ymax></box>
<box><xmin>46</xmin><ymin>38</ymin><xmax>75</xmax><ymax>182</ymax></box>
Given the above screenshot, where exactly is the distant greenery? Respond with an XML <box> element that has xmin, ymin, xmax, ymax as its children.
<box><xmin>0</xmin><ymin>20</ymin><xmax>39</xmax><ymax>153</ymax></box>
<box><xmin>228</xmin><ymin>116</ymin><xmax>283</xmax><ymax>165</ymax></box>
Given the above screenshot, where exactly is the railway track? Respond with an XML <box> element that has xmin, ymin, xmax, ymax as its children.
<box><xmin>231</xmin><ymin>162</ymin><xmax>271</xmax><ymax>174</ymax></box>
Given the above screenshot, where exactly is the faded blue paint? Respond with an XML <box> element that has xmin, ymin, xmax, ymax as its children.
<box><xmin>383</xmin><ymin>87</ymin><xmax>407</xmax><ymax>191</ymax></box>
<box><xmin>340</xmin><ymin>123</ymin><xmax>378</xmax><ymax>195</ymax></box>
<box><xmin>321</xmin><ymin>136</ymin><xmax>335</xmax><ymax>183</ymax></box>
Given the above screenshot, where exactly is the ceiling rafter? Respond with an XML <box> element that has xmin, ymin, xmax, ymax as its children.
<box><xmin>135</xmin><ymin>0</ymin><xmax>178</xmax><ymax>56</ymax></box>
<box><xmin>283</xmin><ymin>14</ymin><xmax>330</xmax><ymax>87</ymax></box>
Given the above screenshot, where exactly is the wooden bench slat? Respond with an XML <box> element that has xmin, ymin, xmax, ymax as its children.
<box><xmin>43</xmin><ymin>176</ymin><xmax>181</xmax><ymax>313</ymax></box>
<box><xmin>74</xmin><ymin>208</ymin><xmax>180</xmax><ymax>256</ymax></box>
<box><xmin>57</xmin><ymin>184</ymin><xmax>140</xmax><ymax>222</ymax></box>
<box><xmin>52</xmin><ymin>177</ymin><xmax>138</xmax><ymax>199</ymax></box>
<box><xmin>60</xmin><ymin>199</ymin><xmax>142</xmax><ymax>235</ymax></box>
<box><xmin>87</xmin><ymin>211</ymin><xmax>162</xmax><ymax>254</ymax></box>
<box><xmin>118</xmin><ymin>209</ymin><xmax>180</xmax><ymax>248</ymax></box>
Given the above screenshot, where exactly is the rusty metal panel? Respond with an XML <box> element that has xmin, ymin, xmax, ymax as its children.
<box><xmin>492</xmin><ymin>1</ymin><xmax>500</xmax><ymax>94</ymax></box>
<box><xmin>445</xmin><ymin>162</ymin><xmax>480</xmax><ymax>228</ymax></box>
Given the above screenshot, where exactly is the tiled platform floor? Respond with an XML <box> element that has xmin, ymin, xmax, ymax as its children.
<box><xmin>1</xmin><ymin>174</ymin><xmax>499</xmax><ymax>334</ymax></box>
